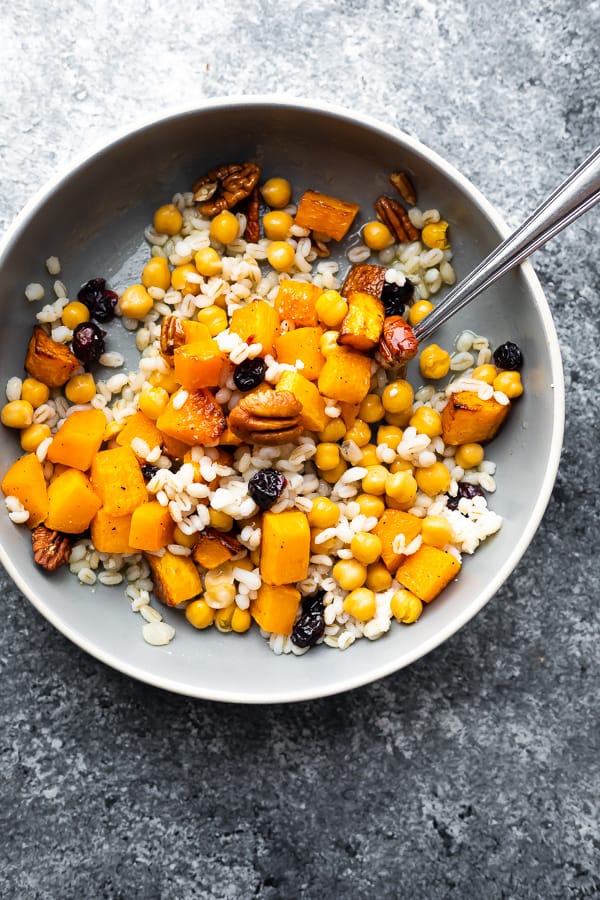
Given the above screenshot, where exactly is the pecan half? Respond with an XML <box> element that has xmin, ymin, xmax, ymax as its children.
<box><xmin>192</xmin><ymin>163</ymin><xmax>260</xmax><ymax>216</ymax></box>
<box><xmin>228</xmin><ymin>389</ymin><xmax>303</xmax><ymax>445</ymax></box>
<box><xmin>160</xmin><ymin>315</ymin><xmax>186</xmax><ymax>360</ymax></box>
<box><xmin>375</xmin><ymin>196</ymin><xmax>420</xmax><ymax>242</ymax></box>
<box><xmin>242</xmin><ymin>187</ymin><xmax>260</xmax><ymax>242</ymax></box>
<box><xmin>31</xmin><ymin>525</ymin><xmax>72</xmax><ymax>571</ymax></box>
<box><xmin>342</xmin><ymin>264</ymin><xmax>387</xmax><ymax>299</ymax></box>
<box><xmin>390</xmin><ymin>171</ymin><xmax>417</xmax><ymax>206</ymax></box>
<box><xmin>376</xmin><ymin>315</ymin><xmax>419</xmax><ymax>372</ymax></box>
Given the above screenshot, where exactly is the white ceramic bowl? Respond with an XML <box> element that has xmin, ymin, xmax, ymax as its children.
<box><xmin>0</xmin><ymin>98</ymin><xmax>564</xmax><ymax>702</ymax></box>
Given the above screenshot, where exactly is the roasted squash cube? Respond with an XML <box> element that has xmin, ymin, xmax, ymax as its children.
<box><xmin>90</xmin><ymin>445</ymin><xmax>148</xmax><ymax>517</ymax></box>
<box><xmin>91</xmin><ymin>508</ymin><xmax>134</xmax><ymax>554</ymax></box>
<box><xmin>229</xmin><ymin>300</ymin><xmax>280</xmax><ymax>355</ymax></box>
<box><xmin>25</xmin><ymin>325</ymin><xmax>80</xmax><ymax>388</ymax></box>
<box><xmin>338</xmin><ymin>290</ymin><xmax>385</xmax><ymax>352</ymax></box>
<box><xmin>1</xmin><ymin>452</ymin><xmax>49</xmax><ymax>528</ymax></box>
<box><xmin>47</xmin><ymin>409</ymin><xmax>107</xmax><ymax>471</ymax></box>
<box><xmin>276</xmin><ymin>370</ymin><xmax>327</xmax><ymax>432</ymax></box>
<box><xmin>396</xmin><ymin>544</ymin><xmax>461</xmax><ymax>603</ymax></box>
<box><xmin>145</xmin><ymin>550</ymin><xmax>203</xmax><ymax>607</ymax></box>
<box><xmin>260</xmin><ymin>510</ymin><xmax>310</xmax><ymax>586</ymax></box>
<box><xmin>374</xmin><ymin>509</ymin><xmax>423</xmax><ymax>572</ymax></box>
<box><xmin>174</xmin><ymin>339</ymin><xmax>225</xmax><ymax>390</ymax></box>
<box><xmin>342</xmin><ymin>264</ymin><xmax>387</xmax><ymax>299</ymax></box>
<box><xmin>116</xmin><ymin>411</ymin><xmax>163</xmax><ymax>458</ymax></box>
<box><xmin>274</xmin><ymin>280</ymin><xmax>322</xmax><ymax>327</ymax></box>
<box><xmin>274</xmin><ymin>326</ymin><xmax>324</xmax><ymax>380</ymax></box>
<box><xmin>317</xmin><ymin>348</ymin><xmax>372</xmax><ymax>404</ymax></box>
<box><xmin>250</xmin><ymin>583</ymin><xmax>301</xmax><ymax>635</ymax></box>
<box><xmin>441</xmin><ymin>390</ymin><xmax>510</xmax><ymax>445</ymax></box>
<box><xmin>294</xmin><ymin>190</ymin><xmax>360</xmax><ymax>241</ymax></box>
<box><xmin>157</xmin><ymin>388</ymin><xmax>226</xmax><ymax>447</ymax></box>
<box><xmin>129</xmin><ymin>502</ymin><xmax>175</xmax><ymax>552</ymax></box>
<box><xmin>46</xmin><ymin>468</ymin><xmax>102</xmax><ymax>533</ymax></box>
<box><xmin>192</xmin><ymin>528</ymin><xmax>242</xmax><ymax>570</ymax></box>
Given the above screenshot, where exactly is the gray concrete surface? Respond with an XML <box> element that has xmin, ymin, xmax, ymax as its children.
<box><xmin>1</xmin><ymin>1</ymin><xmax>599</xmax><ymax>897</ymax></box>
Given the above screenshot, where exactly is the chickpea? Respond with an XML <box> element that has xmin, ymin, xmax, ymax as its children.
<box><xmin>358</xmin><ymin>393</ymin><xmax>385</xmax><ymax>424</ymax></box>
<box><xmin>315</xmin><ymin>442</ymin><xmax>341</xmax><ymax>471</ymax></box>
<box><xmin>362</xmin><ymin>465</ymin><xmax>389</xmax><ymax>495</ymax></box>
<box><xmin>359</xmin><ymin>444</ymin><xmax>379</xmax><ymax>467</ymax></box>
<box><xmin>138</xmin><ymin>386</ymin><xmax>169</xmax><ymax>420</ymax></box>
<box><xmin>208</xmin><ymin>509</ymin><xmax>234</xmax><ymax>532</ymax></box>
<box><xmin>1</xmin><ymin>400</ymin><xmax>33</xmax><ymax>429</ymax></box>
<box><xmin>307</xmin><ymin>496</ymin><xmax>340</xmax><ymax>529</ymax></box>
<box><xmin>355</xmin><ymin>493</ymin><xmax>385</xmax><ymax>519</ymax></box>
<box><xmin>194</xmin><ymin>247</ymin><xmax>222</xmax><ymax>277</ymax></box>
<box><xmin>142</xmin><ymin>256</ymin><xmax>171</xmax><ymax>291</ymax></box>
<box><xmin>315</xmin><ymin>290</ymin><xmax>348</xmax><ymax>328</ymax></box>
<box><xmin>185</xmin><ymin>598</ymin><xmax>215</xmax><ymax>629</ymax></box>
<box><xmin>62</xmin><ymin>301</ymin><xmax>90</xmax><ymax>329</ymax></box>
<box><xmin>320</xmin><ymin>458</ymin><xmax>347</xmax><ymax>484</ymax></box>
<box><xmin>382</xmin><ymin>379</ymin><xmax>414</xmax><ymax>415</ymax></box>
<box><xmin>65</xmin><ymin>373</ymin><xmax>96</xmax><ymax>404</ymax></box>
<box><xmin>421</xmin><ymin>515</ymin><xmax>454</xmax><ymax>548</ymax></box>
<box><xmin>365</xmin><ymin>561</ymin><xmax>392</xmax><ymax>593</ymax></box>
<box><xmin>408</xmin><ymin>300</ymin><xmax>434</xmax><ymax>326</ymax></box>
<box><xmin>267</xmin><ymin>241</ymin><xmax>295</xmax><ymax>272</ymax></box>
<box><xmin>363</xmin><ymin>221</ymin><xmax>394</xmax><ymax>250</ymax></box>
<box><xmin>263</xmin><ymin>210</ymin><xmax>294</xmax><ymax>241</ymax></box>
<box><xmin>318</xmin><ymin>418</ymin><xmax>346</xmax><ymax>442</ymax></box>
<box><xmin>210</xmin><ymin>210</ymin><xmax>239</xmax><ymax>245</ymax></box>
<box><xmin>350</xmin><ymin>532</ymin><xmax>382</xmax><ymax>566</ymax></box>
<box><xmin>20</xmin><ymin>423</ymin><xmax>51</xmax><ymax>452</ymax></box>
<box><xmin>260</xmin><ymin>177</ymin><xmax>292</xmax><ymax>209</ymax></box>
<box><xmin>344</xmin><ymin>419</ymin><xmax>371</xmax><ymax>448</ymax></box>
<box><xmin>385</xmin><ymin>470</ymin><xmax>418</xmax><ymax>506</ymax></box>
<box><xmin>454</xmin><ymin>443</ymin><xmax>484</xmax><ymax>470</ymax></box>
<box><xmin>409</xmin><ymin>406</ymin><xmax>443</xmax><ymax>438</ymax></box>
<box><xmin>419</xmin><ymin>343</ymin><xmax>451</xmax><ymax>380</ymax></box>
<box><xmin>119</xmin><ymin>284</ymin><xmax>154</xmax><ymax>319</ymax></box>
<box><xmin>196</xmin><ymin>305</ymin><xmax>228</xmax><ymax>337</ymax></box>
<box><xmin>231</xmin><ymin>607</ymin><xmax>252</xmax><ymax>633</ymax></box>
<box><xmin>171</xmin><ymin>264</ymin><xmax>201</xmax><ymax>296</ymax></box>
<box><xmin>332</xmin><ymin>559</ymin><xmax>367</xmax><ymax>591</ymax></box>
<box><xmin>390</xmin><ymin>589</ymin><xmax>423</xmax><ymax>624</ymax></box>
<box><xmin>20</xmin><ymin>378</ymin><xmax>49</xmax><ymax>409</ymax></box>
<box><xmin>415</xmin><ymin>461</ymin><xmax>451</xmax><ymax>497</ymax></box>
<box><xmin>376</xmin><ymin>425</ymin><xmax>403</xmax><ymax>450</ymax></box>
<box><xmin>471</xmin><ymin>364</ymin><xmax>498</xmax><ymax>384</ymax></box>
<box><xmin>153</xmin><ymin>204</ymin><xmax>183</xmax><ymax>236</ymax></box>
<box><xmin>343</xmin><ymin>587</ymin><xmax>376</xmax><ymax>621</ymax></box>
<box><xmin>493</xmin><ymin>370</ymin><xmax>523</xmax><ymax>399</ymax></box>
<box><xmin>421</xmin><ymin>220</ymin><xmax>449</xmax><ymax>250</ymax></box>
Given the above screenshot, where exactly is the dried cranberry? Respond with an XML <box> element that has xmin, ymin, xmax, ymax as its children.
<box><xmin>493</xmin><ymin>341</ymin><xmax>523</xmax><ymax>371</ymax></box>
<box><xmin>248</xmin><ymin>468</ymin><xmax>286</xmax><ymax>510</ymax></box>
<box><xmin>381</xmin><ymin>279</ymin><xmax>414</xmax><ymax>317</ymax></box>
<box><xmin>301</xmin><ymin>589</ymin><xmax>325</xmax><ymax>614</ymax></box>
<box><xmin>141</xmin><ymin>464</ymin><xmax>160</xmax><ymax>481</ymax></box>
<box><xmin>72</xmin><ymin>322</ymin><xmax>105</xmax><ymax>366</ymax></box>
<box><xmin>292</xmin><ymin>591</ymin><xmax>325</xmax><ymax>649</ymax></box>
<box><xmin>233</xmin><ymin>357</ymin><xmax>267</xmax><ymax>392</ymax></box>
<box><xmin>77</xmin><ymin>277</ymin><xmax>118</xmax><ymax>322</ymax></box>
<box><xmin>447</xmin><ymin>482</ymin><xmax>486</xmax><ymax>510</ymax></box>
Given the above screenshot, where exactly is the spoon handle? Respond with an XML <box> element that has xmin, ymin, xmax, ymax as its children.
<box><xmin>413</xmin><ymin>144</ymin><xmax>600</xmax><ymax>343</ymax></box>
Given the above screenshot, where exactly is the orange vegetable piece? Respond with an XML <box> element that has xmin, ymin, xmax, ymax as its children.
<box><xmin>339</xmin><ymin>401</ymin><xmax>360</xmax><ymax>428</ymax></box>
<box><xmin>129</xmin><ymin>501</ymin><xmax>175</xmax><ymax>552</ymax></box>
<box><xmin>274</xmin><ymin>280</ymin><xmax>322</xmax><ymax>327</ymax></box>
<box><xmin>294</xmin><ymin>190</ymin><xmax>360</xmax><ymax>241</ymax></box>
<box><xmin>173</xmin><ymin>339</ymin><xmax>225</xmax><ymax>390</ymax></box>
<box><xmin>274</xmin><ymin>326</ymin><xmax>324</xmax><ymax>380</ymax></box>
<box><xmin>441</xmin><ymin>390</ymin><xmax>511</xmax><ymax>445</ymax></box>
<box><xmin>156</xmin><ymin>388</ymin><xmax>226</xmax><ymax>447</ymax></box>
<box><xmin>192</xmin><ymin>528</ymin><xmax>242</xmax><ymax>570</ymax></box>
<box><xmin>25</xmin><ymin>325</ymin><xmax>80</xmax><ymax>388</ymax></box>
<box><xmin>46</xmin><ymin>468</ymin><xmax>102</xmax><ymax>533</ymax></box>
<box><xmin>317</xmin><ymin>348</ymin><xmax>372</xmax><ymax>404</ymax></box>
<box><xmin>260</xmin><ymin>510</ymin><xmax>310</xmax><ymax>586</ymax></box>
<box><xmin>338</xmin><ymin>291</ymin><xmax>385</xmax><ymax>352</ymax></box>
<box><xmin>46</xmin><ymin>409</ymin><xmax>107</xmax><ymax>471</ymax></box>
<box><xmin>161</xmin><ymin>433</ymin><xmax>191</xmax><ymax>459</ymax></box>
<box><xmin>145</xmin><ymin>550</ymin><xmax>203</xmax><ymax>606</ymax></box>
<box><xmin>229</xmin><ymin>300</ymin><xmax>280</xmax><ymax>355</ymax></box>
<box><xmin>374</xmin><ymin>509</ymin><xmax>423</xmax><ymax>573</ymax></box>
<box><xmin>1</xmin><ymin>452</ymin><xmax>49</xmax><ymax>528</ymax></box>
<box><xmin>396</xmin><ymin>544</ymin><xmax>461</xmax><ymax>603</ymax></box>
<box><xmin>182</xmin><ymin>320</ymin><xmax>212</xmax><ymax>343</ymax></box>
<box><xmin>91</xmin><ymin>508</ymin><xmax>134</xmax><ymax>554</ymax></box>
<box><xmin>276</xmin><ymin>370</ymin><xmax>327</xmax><ymax>432</ymax></box>
<box><xmin>116</xmin><ymin>411</ymin><xmax>163</xmax><ymax>457</ymax></box>
<box><xmin>90</xmin><ymin>445</ymin><xmax>148</xmax><ymax>517</ymax></box>
<box><xmin>250</xmin><ymin>583</ymin><xmax>301</xmax><ymax>635</ymax></box>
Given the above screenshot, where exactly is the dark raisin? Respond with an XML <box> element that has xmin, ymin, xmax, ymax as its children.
<box><xmin>141</xmin><ymin>464</ymin><xmax>160</xmax><ymax>481</ymax></box>
<box><xmin>493</xmin><ymin>341</ymin><xmax>523</xmax><ymax>371</ymax></box>
<box><xmin>301</xmin><ymin>589</ymin><xmax>325</xmax><ymax>614</ymax></box>
<box><xmin>77</xmin><ymin>278</ymin><xmax>118</xmax><ymax>323</ymax></box>
<box><xmin>381</xmin><ymin>279</ymin><xmax>414</xmax><ymax>317</ymax></box>
<box><xmin>72</xmin><ymin>322</ymin><xmax>106</xmax><ymax>366</ymax></box>
<box><xmin>447</xmin><ymin>482</ymin><xmax>486</xmax><ymax>510</ymax></box>
<box><xmin>248</xmin><ymin>468</ymin><xmax>286</xmax><ymax>510</ymax></box>
<box><xmin>233</xmin><ymin>357</ymin><xmax>267</xmax><ymax>392</ymax></box>
<box><xmin>291</xmin><ymin>611</ymin><xmax>325</xmax><ymax>649</ymax></box>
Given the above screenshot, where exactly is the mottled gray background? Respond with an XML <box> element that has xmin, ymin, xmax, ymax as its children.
<box><xmin>1</xmin><ymin>1</ymin><xmax>599</xmax><ymax>898</ymax></box>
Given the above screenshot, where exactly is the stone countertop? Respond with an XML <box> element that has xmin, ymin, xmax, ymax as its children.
<box><xmin>1</xmin><ymin>2</ymin><xmax>598</xmax><ymax>898</ymax></box>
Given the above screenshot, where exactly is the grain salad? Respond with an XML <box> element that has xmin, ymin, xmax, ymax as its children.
<box><xmin>1</xmin><ymin>165</ymin><xmax>525</xmax><ymax>655</ymax></box>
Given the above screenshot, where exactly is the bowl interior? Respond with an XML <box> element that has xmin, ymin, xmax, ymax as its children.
<box><xmin>0</xmin><ymin>101</ymin><xmax>563</xmax><ymax>702</ymax></box>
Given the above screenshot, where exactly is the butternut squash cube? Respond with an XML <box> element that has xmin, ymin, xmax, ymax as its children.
<box><xmin>46</xmin><ymin>468</ymin><xmax>102</xmax><ymax>533</ymax></box>
<box><xmin>396</xmin><ymin>544</ymin><xmax>461</xmax><ymax>603</ymax></box>
<box><xmin>90</xmin><ymin>445</ymin><xmax>148</xmax><ymax>517</ymax></box>
<box><xmin>47</xmin><ymin>409</ymin><xmax>107</xmax><ymax>471</ymax></box>
<box><xmin>129</xmin><ymin>501</ymin><xmax>175</xmax><ymax>552</ymax></box>
<box><xmin>91</xmin><ymin>508</ymin><xmax>134</xmax><ymax>554</ymax></box>
<box><xmin>25</xmin><ymin>325</ymin><xmax>80</xmax><ymax>387</ymax></box>
<box><xmin>276</xmin><ymin>370</ymin><xmax>327</xmax><ymax>432</ymax></box>
<box><xmin>229</xmin><ymin>300</ymin><xmax>280</xmax><ymax>355</ymax></box>
<box><xmin>250</xmin><ymin>583</ymin><xmax>301</xmax><ymax>636</ymax></box>
<box><xmin>116</xmin><ymin>411</ymin><xmax>163</xmax><ymax>458</ymax></box>
<box><xmin>260</xmin><ymin>510</ymin><xmax>310</xmax><ymax>586</ymax></box>
<box><xmin>338</xmin><ymin>290</ymin><xmax>385</xmax><ymax>352</ymax></box>
<box><xmin>374</xmin><ymin>509</ymin><xmax>423</xmax><ymax>572</ymax></box>
<box><xmin>173</xmin><ymin>339</ymin><xmax>225</xmax><ymax>390</ymax></box>
<box><xmin>317</xmin><ymin>348</ymin><xmax>372</xmax><ymax>404</ymax></box>
<box><xmin>274</xmin><ymin>326</ymin><xmax>324</xmax><ymax>380</ymax></box>
<box><xmin>294</xmin><ymin>190</ymin><xmax>360</xmax><ymax>241</ymax></box>
<box><xmin>156</xmin><ymin>388</ymin><xmax>226</xmax><ymax>447</ymax></box>
<box><xmin>192</xmin><ymin>528</ymin><xmax>242</xmax><ymax>570</ymax></box>
<box><xmin>274</xmin><ymin>280</ymin><xmax>322</xmax><ymax>327</ymax></box>
<box><xmin>182</xmin><ymin>320</ymin><xmax>212</xmax><ymax>343</ymax></box>
<box><xmin>441</xmin><ymin>390</ymin><xmax>510</xmax><ymax>445</ymax></box>
<box><xmin>1</xmin><ymin>452</ymin><xmax>49</xmax><ymax>528</ymax></box>
<box><xmin>145</xmin><ymin>550</ymin><xmax>203</xmax><ymax>606</ymax></box>
<box><xmin>161</xmin><ymin>433</ymin><xmax>191</xmax><ymax>459</ymax></box>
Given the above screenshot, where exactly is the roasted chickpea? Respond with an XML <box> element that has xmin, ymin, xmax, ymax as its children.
<box><xmin>415</xmin><ymin>461</ymin><xmax>451</xmax><ymax>496</ymax></box>
<box><xmin>142</xmin><ymin>256</ymin><xmax>171</xmax><ymax>291</ymax></box>
<box><xmin>171</xmin><ymin>264</ymin><xmax>201</xmax><ymax>296</ymax></box>
<box><xmin>138</xmin><ymin>386</ymin><xmax>169</xmax><ymax>420</ymax></box>
<box><xmin>20</xmin><ymin>423</ymin><xmax>51</xmax><ymax>452</ymax></box>
<box><xmin>359</xmin><ymin>393</ymin><xmax>385</xmax><ymax>424</ymax></box>
<box><xmin>196</xmin><ymin>305</ymin><xmax>228</xmax><ymax>336</ymax></box>
<box><xmin>333</xmin><ymin>559</ymin><xmax>367</xmax><ymax>591</ymax></box>
<box><xmin>454</xmin><ymin>443</ymin><xmax>484</xmax><ymax>470</ymax></box>
<box><xmin>315</xmin><ymin>290</ymin><xmax>348</xmax><ymax>328</ymax></box>
<box><xmin>493</xmin><ymin>370</ymin><xmax>523</xmax><ymax>399</ymax></box>
<box><xmin>153</xmin><ymin>204</ymin><xmax>183</xmax><ymax>236</ymax></box>
<box><xmin>408</xmin><ymin>300</ymin><xmax>434</xmax><ymax>326</ymax></box>
<box><xmin>260</xmin><ymin>177</ymin><xmax>292</xmax><ymax>209</ymax></box>
<box><xmin>307</xmin><ymin>496</ymin><xmax>340</xmax><ymax>529</ymax></box>
<box><xmin>382</xmin><ymin>379</ymin><xmax>414</xmax><ymax>415</ymax></box>
<box><xmin>120</xmin><ymin>284</ymin><xmax>154</xmax><ymax>319</ymax></box>
<box><xmin>194</xmin><ymin>247</ymin><xmax>222</xmax><ymax>277</ymax></box>
<box><xmin>363</xmin><ymin>221</ymin><xmax>394</xmax><ymax>250</ymax></box>
<box><xmin>65</xmin><ymin>373</ymin><xmax>96</xmax><ymax>404</ymax></box>
<box><xmin>355</xmin><ymin>493</ymin><xmax>385</xmax><ymax>519</ymax></box>
<box><xmin>365</xmin><ymin>561</ymin><xmax>392</xmax><ymax>592</ymax></box>
<box><xmin>209</xmin><ymin>210</ymin><xmax>239</xmax><ymax>245</ymax></box>
<box><xmin>409</xmin><ymin>406</ymin><xmax>443</xmax><ymax>438</ymax></box>
<box><xmin>20</xmin><ymin>378</ymin><xmax>50</xmax><ymax>409</ymax></box>
<box><xmin>185</xmin><ymin>598</ymin><xmax>215</xmax><ymax>629</ymax></box>
<box><xmin>350</xmin><ymin>532</ymin><xmax>382</xmax><ymax>566</ymax></box>
<box><xmin>267</xmin><ymin>241</ymin><xmax>295</xmax><ymax>272</ymax></box>
<box><xmin>62</xmin><ymin>301</ymin><xmax>90</xmax><ymax>329</ymax></box>
<box><xmin>263</xmin><ymin>210</ymin><xmax>294</xmax><ymax>241</ymax></box>
<box><xmin>343</xmin><ymin>587</ymin><xmax>376</xmax><ymax>621</ymax></box>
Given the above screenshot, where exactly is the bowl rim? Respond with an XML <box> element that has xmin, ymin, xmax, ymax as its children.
<box><xmin>0</xmin><ymin>95</ymin><xmax>565</xmax><ymax>703</ymax></box>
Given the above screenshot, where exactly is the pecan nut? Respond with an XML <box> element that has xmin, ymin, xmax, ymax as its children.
<box><xmin>390</xmin><ymin>171</ymin><xmax>417</xmax><ymax>207</ymax></box>
<box><xmin>31</xmin><ymin>525</ymin><xmax>72</xmax><ymax>571</ymax></box>
<box><xmin>242</xmin><ymin>187</ymin><xmax>260</xmax><ymax>243</ymax></box>
<box><xmin>375</xmin><ymin>196</ymin><xmax>420</xmax><ymax>242</ymax></box>
<box><xmin>228</xmin><ymin>389</ymin><xmax>304</xmax><ymax>445</ymax></box>
<box><xmin>376</xmin><ymin>315</ymin><xmax>419</xmax><ymax>372</ymax></box>
<box><xmin>342</xmin><ymin>264</ymin><xmax>387</xmax><ymax>299</ymax></box>
<box><xmin>160</xmin><ymin>316</ymin><xmax>186</xmax><ymax>360</ymax></box>
<box><xmin>192</xmin><ymin>163</ymin><xmax>260</xmax><ymax>216</ymax></box>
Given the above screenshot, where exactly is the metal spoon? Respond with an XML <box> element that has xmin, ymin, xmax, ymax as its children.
<box><xmin>413</xmin><ymin>144</ymin><xmax>600</xmax><ymax>343</ymax></box>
